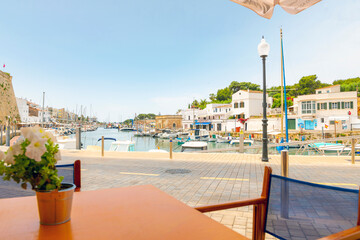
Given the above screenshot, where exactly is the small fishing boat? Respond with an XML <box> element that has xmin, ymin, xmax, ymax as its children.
<box><xmin>308</xmin><ymin>142</ymin><xmax>350</xmax><ymax>153</ymax></box>
<box><xmin>189</xmin><ymin>129</ymin><xmax>209</xmax><ymax>141</ymax></box>
<box><xmin>216</xmin><ymin>135</ymin><xmax>232</xmax><ymax>144</ymax></box>
<box><xmin>229</xmin><ymin>139</ymin><xmax>253</xmax><ymax>146</ymax></box>
<box><xmin>120</xmin><ymin>127</ymin><xmax>135</xmax><ymax>131</ymax></box>
<box><xmin>109</xmin><ymin>140</ymin><xmax>135</xmax><ymax>152</ymax></box>
<box><xmin>160</xmin><ymin>132</ymin><xmax>178</xmax><ymax>139</ymax></box>
<box><xmin>208</xmin><ymin>134</ymin><xmax>218</xmax><ymax>142</ymax></box>
<box><xmin>181</xmin><ymin>141</ymin><xmax>208</xmax><ymax>152</ymax></box>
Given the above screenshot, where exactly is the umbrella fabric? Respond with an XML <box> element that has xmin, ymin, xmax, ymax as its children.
<box><xmin>231</xmin><ymin>0</ymin><xmax>322</xmax><ymax>19</ymax></box>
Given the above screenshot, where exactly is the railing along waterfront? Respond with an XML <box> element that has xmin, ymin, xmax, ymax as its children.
<box><xmin>199</xmin><ymin>135</ymin><xmax>360</xmax><ymax>158</ymax></box>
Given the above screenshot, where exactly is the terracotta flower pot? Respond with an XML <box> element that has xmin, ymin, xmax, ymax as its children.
<box><xmin>36</xmin><ymin>183</ymin><xmax>76</xmax><ymax>225</ymax></box>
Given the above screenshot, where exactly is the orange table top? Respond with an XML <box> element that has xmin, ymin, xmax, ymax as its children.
<box><xmin>0</xmin><ymin>185</ymin><xmax>247</xmax><ymax>240</ymax></box>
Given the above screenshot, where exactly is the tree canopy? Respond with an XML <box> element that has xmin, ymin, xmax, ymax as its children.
<box><xmin>135</xmin><ymin>113</ymin><xmax>156</xmax><ymax>120</ymax></box>
<box><xmin>188</xmin><ymin>75</ymin><xmax>359</xmax><ymax>110</ymax></box>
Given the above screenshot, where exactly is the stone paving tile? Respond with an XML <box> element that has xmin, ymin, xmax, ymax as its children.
<box><xmin>58</xmin><ymin>150</ymin><xmax>360</xmax><ymax>239</ymax></box>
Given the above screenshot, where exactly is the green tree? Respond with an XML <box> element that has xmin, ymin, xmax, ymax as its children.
<box><xmin>209</xmin><ymin>93</ymin><xmax>216</xmax><ymax>101</ymax></box>
<box><xmin>333</xmin><ymin>77</ymin><xmax>360</xmax><ymax>92</ymax></box>
<box><xmin>229</xmin><ymin>81</ymin><xmax>261</xmax><ymax>93</ymax></box>
<box><xmin>216</xmin><ymin>87</ymin><xmax>232</xmax><ymax>101</ymax></box>
<box><xmin>294</xmin><ymin>75</ymin><xmax>330</xmax><ymax>96</ymax></box>
<box><xmin>191</xmin><ymin>100</ymin><xmax>199</xmax><ymax>108</ymax></box>
<box><xmin>199</xmin><ymin>99</ymin><xmax>208</xmax><ymax>109</ymax></box>
<box><xmin>123</xmin><ymin>119</ymin><xmax>133</xmax><ymax>125</ymax></box>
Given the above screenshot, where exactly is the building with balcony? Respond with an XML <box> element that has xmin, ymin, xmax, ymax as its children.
<box><xmin>291</xmin><ymin>85</ymin><xmax>358</xmax><ymax>131</ymax></box>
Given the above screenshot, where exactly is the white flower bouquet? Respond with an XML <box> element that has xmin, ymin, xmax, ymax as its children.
<box><xmin>0</xmin><ymin>126</ymin><xmax>63</xmax><ymax>191</ymax></box>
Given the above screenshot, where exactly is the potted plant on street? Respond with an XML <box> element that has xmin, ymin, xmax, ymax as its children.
<box><xmin>0</xmin><ymin>126</ymin><xmax>75</xmax><ymax>225</ymax></box>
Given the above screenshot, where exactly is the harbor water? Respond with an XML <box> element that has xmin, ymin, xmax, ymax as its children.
<box><xmin>76</xmin><ymin>128</ymin><xmax>334</xmax><ymax>155</ymax></box>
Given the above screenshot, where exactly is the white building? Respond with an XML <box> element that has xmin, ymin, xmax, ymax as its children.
<box><xmin>291</xmin><ymin>85</ymin><xmax>358</xmax><ymax>131</ymax></box>
<box><xmin>16</xmin><ymin>97</ymin><xmax>51</xmax><ymax>124</ymax></box>
<box><xmin>179</xmin><ymin>108</ymin><xmax>202</xmax><ymax>129</ymax></box>
<box><xmin>232</xmin><ymin>90</ymin><xmax>273</xmax><ymax>119</ymax></box>
<box><xmin>16</xmin><ymin>98</ymin><xmax>30</xmax><ymax>123</ymax></box>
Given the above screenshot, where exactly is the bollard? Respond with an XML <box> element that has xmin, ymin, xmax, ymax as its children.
<box><xmin>169</xmin><ymin>138</ymin><xmax>173</xmax><ymax>159</ymax></box>
<box><xmin>351</xmin><ymin>138</ymin><xmax>355</xmax><ymax>164</ymax></box>
<box><xmin>280</xmin><ymin>150</ymin><xmax>289</xmax><ymax>219</ymax></box>
<box><xmin>6</xmin><ymin>125</ymin><xmax>10</xmax><ymax>147</ymax></box>
<box><xmin>101</xmin><ymin>136</ymin><xmax>105</xmax><ymax>157</ymax></box>
<box><xmin>239</xmin><ymin>131</ymin><xmax>244</xmax><ymax>153</ymax></box>
<box><xmin>75</xmin><ymin>127</ymin><xmax>81</xmax><ymax>150</ymax></box>
<box><xmin>281</xmin><ymin>150</ymin><xmax>289</xmax><ymax>177</ymax></box>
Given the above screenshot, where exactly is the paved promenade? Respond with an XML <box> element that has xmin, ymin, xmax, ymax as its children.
<box><xmin>59</xmin><ymin>150</ymin><xmax>360</xmax><ymax>239</ymax></box>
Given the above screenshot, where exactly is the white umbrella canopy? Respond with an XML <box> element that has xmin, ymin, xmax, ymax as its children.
<box><xmin>231</xmin><ymin>0</ymin><xmax>322</xmax><ymax>19</ymax></box>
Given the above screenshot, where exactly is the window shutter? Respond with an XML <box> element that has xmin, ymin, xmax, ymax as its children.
<box><xmin>325</xmin><ymin>103</ymin><xmax>327</xmax><ymax>110</ymax></box>
<box><xmin>337</xmin><ymin>102</ymin><xmax>341</xmax><ymax>109</ymax></box>
<box><xmin>329</xmin><ymin>102</ymin><xmax>332</xmax><ymax>109</ymax></box>
<box><xmin>317</xmin><ymin>103</ymin><xmax>320</xmax><ymax>110</ymax></box>
<box><xmin>341</xmin><ymin>102</ymin><xmax>344</xmax><ymax>109</ymax></box>
<box><xmin>350</xmin><ymin>101</ymin><xmax>354</xmax><ymax>109</ymax></box>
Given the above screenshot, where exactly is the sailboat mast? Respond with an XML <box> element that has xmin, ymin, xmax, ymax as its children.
<box><xmin>281</xmin><ymin>29</ymin><xmax>289</xmax><ymax>142</ymax></box>
<box><xmin>42</xmin><ymin>92</ymin><xmax>45</xmax><ymax>128</ymax></box>
<box><xmin>280</xmin><ymin>29</ymin><xmax>284</xmax><ymax>139</ymax></box>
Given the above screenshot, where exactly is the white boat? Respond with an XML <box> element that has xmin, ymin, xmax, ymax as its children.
<box><xmin>208</xmin><ymin>134</ymin><xmax>219</xmax><ymax>142</ymax></box>
<box><xmin>216</xmin><ymin>136</ymin><xmax>232</xmax><ymax>143</ymax></box>
<box><xmin>148</xmin><ymin>149</ymin><xmax>168</xmax><ymax>153</ymax></box>
<box><xmin>134</xmin><ymin>131</ymin><xmax>143</xmax><ymax>137</ymax></box>
<box><xmin>142</xmin><ymin>131</ymin><xmax>151</xmax><ymax>137</ymax></box>
<box><xmin>181</xmin><ymin>141</ymin><xmax>208</xmax><ymax>152</ymax></box>
<box><xmin>160</xmin><ymin>132</ymin><xmax>178</xmax><ymax>139</ymax></box>
<box><xmin>57</xmin><ymin>137</ymin><xmax>76</xmax><ymax>149</ymax></box>
<box><xmin>45</xmin><ymin>129</ymin><xmax>76</xmax><ymax>149</ymax></box>
<box><xmin>120</xmin><ymin>127</ymin><xmax>135</xmax><ymax>131</ymax></box>
<box><xmin>189</xmin><ymin>129</ymin><xmax>209</xmax><ymax>141</ymax></box>
<box><xmin>230</xmin><ymin>139</ymin><xmax>254</xmax><ymax>146</ymax></box>
<box><xmin>109</xmin><ymin>140</ymin><xmax>135</xmax><ymax>152</ymax></box>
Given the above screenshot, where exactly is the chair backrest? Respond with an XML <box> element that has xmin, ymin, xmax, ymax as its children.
<box><xmin>56</xmin><ymin>159</ymin><xmax>81</xmax><ymax>192</ymax></box>
<box><xmin>0</xmin><ymin>160</ymin><xmax>81</xmax><ymax>199</ymax></box>
<box><xmin>265</xmin><ymin>174</ymin><xmax>359</xmax><ymax>240</ymax></box>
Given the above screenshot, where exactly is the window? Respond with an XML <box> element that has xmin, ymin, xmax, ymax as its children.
<box><xmin>330</xmin><ymin>102</ymin><xmax>340</xmax><ymax>109</ymax></box>
<box><xmin>234</xmin><ymin>103</ymin><xmax>238</xmax><ymax>108</ymax></box>
<box><xmin>188</xmin><ymin>116</ymin><xmax>190</xmax><ymax>120</ymax></box>
<box><xmin>301</xmin><ymin>101</ymin><xmax>316</xmax><ymax>114</ymax></box>
<box><xmin>320</xmin><ymin>103</ymin><xmax>327</xmax><ymax>110</ymax></box>
<box><xmin>321</xmin><ymin>118</ymin><xmax>324</xmax><ymax>123</ymax></box>
<box><xmin>327</xmin><ymin>90</ymin><xmax>330</xmax><ymax>93</ymax></box>
<box><xmin>343</xmin><ymin>101</ymin><xmax>354</xmax><ymax>109</ymax></box>
<box><xmin>318</xmin><ymin>91</ymin><xmax>322</xmax><ymax>94</ymax></box>
<box><xmin>239</xmin><ymin>102</ymin><xmax>245</xmax><ymax>108</ymax></box>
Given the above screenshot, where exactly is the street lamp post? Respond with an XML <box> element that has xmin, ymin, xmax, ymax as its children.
<box><xmin>258</xmin><ymin>37</ymin><xmax>270</xmax><ymax>162</ymax></box>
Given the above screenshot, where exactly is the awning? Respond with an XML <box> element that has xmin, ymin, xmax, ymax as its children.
<box><xmin>193</xmin><ymin>122</ymin><xmax>211</xmax><ymax>125</ymax></box>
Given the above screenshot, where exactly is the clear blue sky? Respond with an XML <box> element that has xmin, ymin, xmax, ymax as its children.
<box><xmin>1</xmin><ymin>0</ymin><xmax>359</xmax><ymax>122</ymax></box>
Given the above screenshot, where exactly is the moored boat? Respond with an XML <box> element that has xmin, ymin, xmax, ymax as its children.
<box><xmin>181</xmin><ymin>141</ymin><xmax>208</xmax><ymax>152</ymax></box>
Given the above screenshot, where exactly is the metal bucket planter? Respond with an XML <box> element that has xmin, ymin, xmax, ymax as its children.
<box><xmin>36</xmin><ymin>183</ymin><xmax>76</xmax><ymax>225</ymax></box>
